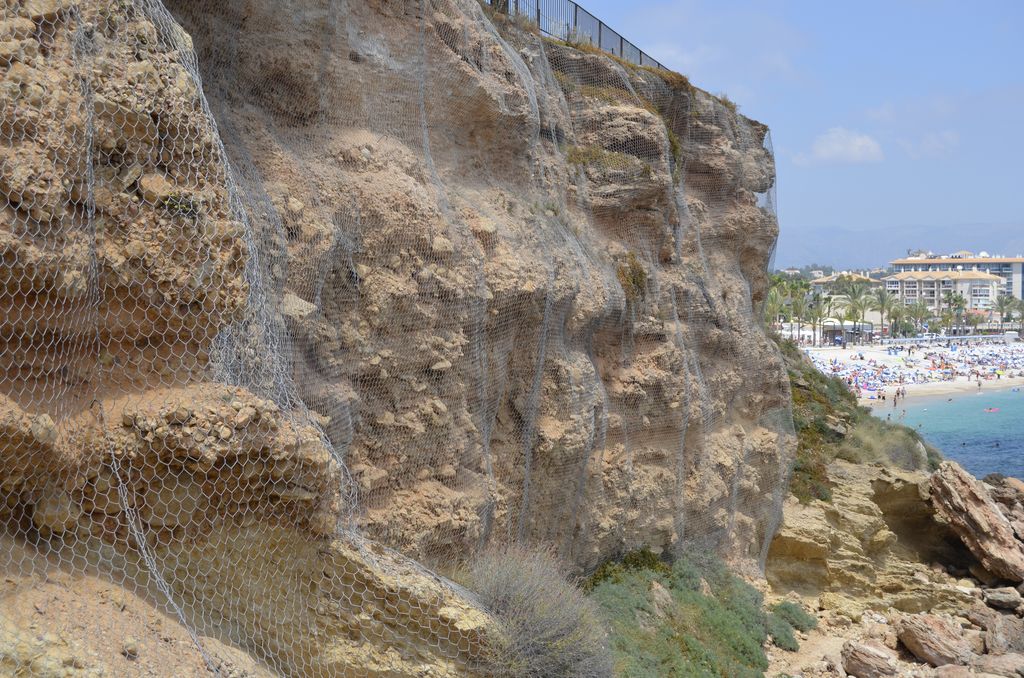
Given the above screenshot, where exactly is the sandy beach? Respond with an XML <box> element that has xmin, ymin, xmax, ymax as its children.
<box><xmin>806</xmin><ymin>342</ymin><xmax>1024</xmax><ymax>406</ymax></box>
<box><xmin>864</xmin><ymin>375</ymin><xmax>1024</xmax><ymax>410</ymax></box>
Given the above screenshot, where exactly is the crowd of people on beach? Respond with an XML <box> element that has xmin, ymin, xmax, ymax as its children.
<box><xmin>808</xmin><ymin>340</ymin><xmax>1024</xmax><ymax>400</ymax></box>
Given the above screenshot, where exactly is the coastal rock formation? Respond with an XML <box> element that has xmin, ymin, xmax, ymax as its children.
<box><xmin>895</xmin><ymin>613</ymin><xmax>975</xmax><ymax>668</ymax></box>
<box><xmin>161</xmin><ymin>0</ymin><xmax>791</xmax><ymax>571</ymax></box>
<box><xmin>768</xmin><ymin>455</ymin><xmax>1024</xmax><ymax>678</ymax></box>
<box><xmin>0</xmin><ymin>0</ymin><xmax>789</xmax><ymax>673</ymax></box>
<box><xmin>931</xmin><ymin>462</ymin><xmax>1024</xmax><ymax>583</ymax></box>
<box><xmin>985</xmin><ymin>473</ymin><xmax>1024</xmax><ymax>543</ymax></box>
<box><xmin>841</xmin><ymin>639</ymin><xmax>899</xmax><ymax>677</ymax></box>
<box><xmin>767</xmin><ymin>460</ymin><xmax>977</xmax><ymax>618</ymax></box>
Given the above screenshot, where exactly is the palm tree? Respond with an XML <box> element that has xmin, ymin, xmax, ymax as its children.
<box><xmin>940</xmin><ymin>309</ymin><xmax>955</xmax><ymax>335</ymax></box>
<box><xmin>965</xmin><ymin>311</ymin><xmax>984</xmax><ymax>334</ymax></box>
<box><xmin>836</xmin><ymin>287</ymin><xmax>873</xmax><ymax>343</ymax></box>
<box><xmin>888</xmin><ymin>304</ymin><xmax>907</xmax><ymax>338</ymax></box>
<box><xmin>940</xmin><ymin>290</ymin><xmax>967</xmax><ymax>335</ymax></box>
<box><xmin>993</xmin><ymin>295</ymin><xmax>1016</xmax><ymax>333</ymax></box>
<box><xmin>832</xmin><ymin>276</ymin><xmax>868</xmax><ymax>299</ymax></box>
<box><xmin>805</xmin><ymin>292</ymin><xmax>826</xmax><ymax>346</ymax></box>
<box><xmin>764</xmin><ymin>285</ymin><xmax>785</xmax><ymax>330</ymax></box>
<box><xmin>790</xmin><ymin>293</ymin><xmax>808</xmax><ymax>343</ymax></box>
<box><xmin>907</xmin><ymin>301</ymin><xmax>932</xmax><ymax>334</ymax></box>
<box><xmin>948</xmin><ymin>292</ymin><xmax>967</xmax><ymax>336</ymax></box>
<box><xmin>871</xmin><ymin>288</ymin><xmax>896</xmax><ymax>338</ymax></box>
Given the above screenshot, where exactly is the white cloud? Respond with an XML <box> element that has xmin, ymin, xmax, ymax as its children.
<box><xmin>794</xmin><ymin>127</ymin><xmax>884</xmax><ymax>165</ymax></box>
<box><xmin>898</xmin><ymin>130</ymin><xmax>959</xmax><ymax>159</ymax></box>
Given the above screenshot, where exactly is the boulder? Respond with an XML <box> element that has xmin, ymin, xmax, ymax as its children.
<box><xmin>841</xmin><ymin>640</ymin><xmax>898</xmax><ymax>677</ymax></box>
<box><xmin>972</xmin><ymin>653</ymin><xmax>1024</xmax><ymax>678</ymax></box>
<box><xmin>933</xmin><ymin>667</ymin><xmax>972</xmax><ymax>678</ymax></box>
<box><xmin>138</xmin><ymin>173</ymin><xmax>177</xmax><ymax>204</ymax></box>
<box><xmin>985</xmin><ymin>587</ymin><xmax>1023</xmax><ymax>611</ymax></box>
<box><xmin>966</xmin><ymin>606</ymin><xmax>1024</xmax><ymax>655</ymax></box>
<box><xmin>648</xmin><ymin>580</ymin><xmax>673</xmax><ymax>619</ymax></box>
<box><xmin>22</xmin><ymin>0</ymin><xmax>75</xmax><ymax>22</ymax></box>
<box><xmin>896</xmin><ymin>613</ymin><xmax>974</xmax><ymax>667</ymax></box>
<box><xmin>931</xmin><ymin>462</ymin><xmax>1024</xmax><ymax>583</ymax></box>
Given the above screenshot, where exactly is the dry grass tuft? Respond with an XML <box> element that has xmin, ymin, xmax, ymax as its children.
<box><xmin>457</xmin><ymin>545</ymin><xmax>612</xmax><ymax>678</ymax></box>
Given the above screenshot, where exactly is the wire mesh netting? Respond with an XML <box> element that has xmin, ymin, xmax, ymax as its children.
<box><xmin>0</xmin><ymin>0</ymin><xmax>793</xmax><ymax>675</ymax></box>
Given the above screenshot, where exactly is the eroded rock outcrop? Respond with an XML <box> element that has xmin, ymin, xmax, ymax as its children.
<box><xmin>932</xmin><ymin>462</ymin><xmax>1024</xmax><ymax>584</ymax></box>
<box><xmin>2</xmin><ymin>0</ymin><xmax>791</xmax><ymax>673</ymax></box>
<box><xmin>768</xmin><ymin>455</ymin><xmax>1024</xmax><ymax>678</ymax></box>
<box><xmin>896</xmin><ymin>613</ymin><xmax>976</xmax><ymax>668</ymax></box>
<box><xmin>767</xmin><ymin>461</ymin><xmax>976</xmax><ymax>619</ymax></box>
<box><xmin>841</xmin><ymin>639</ymin><xmax>899</xmax><ymax>678</ymax></box>
<box><xmin>162</xmin><ymin>0</ymin><xmax>792</xmax><ymax>571</ymax></box>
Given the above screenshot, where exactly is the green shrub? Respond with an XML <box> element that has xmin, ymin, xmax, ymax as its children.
<box><xmin>666</xmin><ymin>128</ymin><xmax>682</xmax><ymax>164</ymax></box>
<box><xmin>771</xmin><ymin>601</ymin><xmax>817</xmax><ymax>632</ymax></box>
<box><xmin>589</xmin><ymin>551</ymin><xmax>779</xmax><ymax>677</ymax></box>
<box><xmin>765</xmin><ymin>613</ymin><xmax>799</xmax><ymax>652</ymax></box>
<box><xmin>584</xmin><ymin>547</ymin><xmax>669</xmax><ymax>591</ymax></box>
<box><xmin>457</xmin><ymin>545</ymin><xmax>612</xmax><ymax>678</ymax></box>
<box><xmin>716</xmin><ymin>93</ymin><xmax>738</xmax><ymax>113</ymax></box>
<box><xmin>578</xmin><ymin>83</ymin><xmax>632</xmax><ymax>106</ymax></box>
<box><xmin>777</xmin><ymin>335</ymin><xmax>940</xmax><ymax>502</ymax></box>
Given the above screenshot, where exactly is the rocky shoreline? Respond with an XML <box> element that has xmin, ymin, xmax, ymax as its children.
<box><xmin>768</xmin><ymin>461</ymin><xmax>1024</xmax><ymax>677</ymax></box>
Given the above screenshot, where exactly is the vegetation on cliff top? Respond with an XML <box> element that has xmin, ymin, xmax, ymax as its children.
<box><xmin>777</xmin><ymin>337</ymin><xmax>941</xmax><ymax>503</ymax></box>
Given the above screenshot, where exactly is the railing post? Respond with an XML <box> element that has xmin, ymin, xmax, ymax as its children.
<box><xmin>574</xmin><ymin>2</ymin><xmax>578</xmax><ymax>39</ymax></box>
<box><xmin>598</xmin><ymin>20</ymin><xmax>602</xmax><ymax>51</ymax></box>
<box><xmin>620</xmin><ymin>35</ymin><xmax>624</xmax><ymax>58</ymax></box>
<box><xmin>537</xmin><ymin>1</ymin><xmax>540</xmax><ymax>30</ymax></box>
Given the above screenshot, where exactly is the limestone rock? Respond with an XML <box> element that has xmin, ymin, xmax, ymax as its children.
<box><xmin>985</xmin><ymin>587</ymin><xmax>1023</xmax><ymax>611</ymax></box>
<box><xmin>768</xmin><ymin>461</ymin><xmax>975</xmax><ymax>616</ymax></box>
<box><xmin>22</xmin><ymin>0</ymin><xmax>75</xmax><ymax>21</ymax></box>
<box><xmin>972</xmin><ymin>653</ymin><xmax>1024</xmax><ymax>678</ymax></box>
<box><xmin>649</xmin><ymin>580</ymin><xmax>673</xmax><ymax>618</ymax></box>
<box><xmin>896</xmin><ymin>613</ymin><xmax>975</xmax><ymax>667</ymax></box>
<box><xmin>164</xmin><ymin>0</ymin><xmax>792</xmax><ymax>572</ymax></box>
<box><xmin>32</xmin><ymin>483</ymin><xmax>80</xmax><ymax>533</ymax></box>
<box><xmin>934</xmin><ymin>667</ymin><xmax>973</xmax><ymax>678</ymax></box>
<box><xmin>931</xmin><ymin>462</ymin><xmax>1024</xmax><ymax>583</ymax></box>
<box><xmin>280</xmin><ymin>292</ymin><xmax>317</xmax><ymax>321</ymax></box>
<box><xmin>138</xmin><ymin>173</ymin><xmax>177</xmax><ymax>204</ymax></box>
<box><xmin>0</xmin><ymin>18</ymin><xmax>35</xmax><ymax>41</ymax></box>
<box><xmin>139</xmin><ymin>478</ymin><xmax>206</xmax><ymax>527</ymax></box>
<box><xmin>841</xmin><ymin>639</ymin><xmax>898</xmax><ymax>677</ymax></box>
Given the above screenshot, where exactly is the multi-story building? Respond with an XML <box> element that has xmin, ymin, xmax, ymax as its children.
<box><xmin>882</xmin><ymin>270</ymin><xmax>1003</xmax><ymax>311</ymax></box>
<box><xmin>809</xmin><ymin>272</ymin><xmax>877</xmax><ymax>297</ymax></box>
<box><xmin>889</xmin><ymin>252</ymin><xmax>1024</xmax><ymax>299</ymax></box>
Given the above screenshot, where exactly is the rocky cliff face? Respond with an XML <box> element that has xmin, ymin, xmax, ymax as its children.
<box><xmin>0</xmin><ymin>0</ymin><xmax>791</xmax><ymax>673</ymax></box>
<box><xmin>164</xmin><ymin>0</ymin><xmax>792</xmax><ymax>570</ymax></box>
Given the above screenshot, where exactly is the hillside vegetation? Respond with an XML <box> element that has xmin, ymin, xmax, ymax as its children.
<box><xmin>778</xmin><ymin>338</ymin><xmax>941</xmax><ymax>503</ymax></box>
<box><xmin>586</xmin><ymin>550</ymin><xmax>815</xmax><ymax>677</ymax></box>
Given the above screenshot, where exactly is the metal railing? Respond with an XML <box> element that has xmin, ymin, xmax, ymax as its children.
<box><xmin>484</xmin><ymin>0</ymin><xmax>666</xmax><ymax>70</ymax></box>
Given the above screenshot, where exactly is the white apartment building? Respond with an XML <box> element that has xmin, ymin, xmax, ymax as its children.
<box><xmin>882</xmin><ymin>270</ymin><xmax>1003</xmax><ymax>311</ymax></box>
<box><xmin>889</xmin><ymin>252</ymin><xmax>1024</xmax><ymax>299</ymax></box>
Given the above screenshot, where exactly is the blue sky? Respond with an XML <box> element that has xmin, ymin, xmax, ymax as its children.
<box><xmin>570</xmin><ymin>0</ymin><xmax>1024</xmax><ymax>268</ymax></box>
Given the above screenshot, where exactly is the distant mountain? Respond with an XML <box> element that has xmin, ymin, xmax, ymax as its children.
<box><xmin>774</xmin><ymin>221</ymin><xmax>1024</xmax><ymax>269</ymax></box>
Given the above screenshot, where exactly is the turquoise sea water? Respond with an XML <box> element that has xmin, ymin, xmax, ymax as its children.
<box><xmin>894</xmin><ymin>386</ymin><xmax>1024</xmax><ymax>479</ymax></box>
